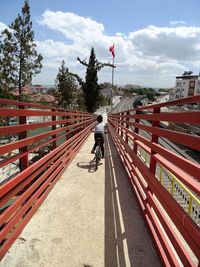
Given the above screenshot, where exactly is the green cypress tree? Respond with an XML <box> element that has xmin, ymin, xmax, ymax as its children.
<box><xmin>0</xmin><ymin>0</ymin><xmax>42</xmax><ymax>99</ymax></box>
<box><xmin>55</xmin><ymin>60</ymin><xmax>77</xmax><ymax>109</ymax></box>
<box><xmin>72</xmin><ymin>47</ymin><xmax>115</xmax><ymax>113</ymax></box>
<box><xmin>83</xmin><ymin>48</ymin><xmax>99</xmax><ymax>113</ymax></box>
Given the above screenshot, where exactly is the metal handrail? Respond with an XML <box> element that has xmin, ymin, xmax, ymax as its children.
<box><xmin>0</xmin><ymin>99</ymin><xmax>96</xmax><ymax>260</ymax></box>
<box><xmin>108</xmin><ymin>95</ymin><xmax>200</xmax><ymax>267</ymax></box>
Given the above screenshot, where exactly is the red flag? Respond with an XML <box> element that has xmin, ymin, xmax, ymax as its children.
<box><xmin>109</xmin><ymin>44</ymin><xmax>115</xmax><ymax>57</ymax></box>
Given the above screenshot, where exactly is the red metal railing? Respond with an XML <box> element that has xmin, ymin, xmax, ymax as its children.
<box><xmin>0</xmin><ymin>99</ymin><xmax>96</xmax><ymax>259</ymax></box>
<box><xmin>108</xmin><ymin>95</ymin><xmax>200</xmax><ymax>267</ymax></box>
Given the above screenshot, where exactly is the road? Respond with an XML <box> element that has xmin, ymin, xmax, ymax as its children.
<box><xmin>112</xmin><ymin>97</ymin><xmax>133</xmax><ymax>113</ymax></box>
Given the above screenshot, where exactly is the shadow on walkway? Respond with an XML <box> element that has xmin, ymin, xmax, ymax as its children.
<box><xmin>104</xmin><ymin>134</ymin><xmax>161</xmax><ymax>267</ymax></box>
<box><xmin>77</xmin><ymin>158</ymin><xmax>103</xmax><ymax>173</ymax></box>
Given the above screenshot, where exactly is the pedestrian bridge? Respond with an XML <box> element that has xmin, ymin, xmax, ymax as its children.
<box><xmin>0</xmin><ymin>96</ymin><xmax>200</xmax><ymax>266</ymax></box>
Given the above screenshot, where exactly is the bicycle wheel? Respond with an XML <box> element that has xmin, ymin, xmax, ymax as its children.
<box><xmin>95</xmin><ymin>146</ymin><xmax>101</xmax><ymax>170</ymax></box>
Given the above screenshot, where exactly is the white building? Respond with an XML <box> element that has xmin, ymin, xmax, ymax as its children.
<box><xmin>169</xmin><ymin>88</ymin><xmax>176</xmax><ymax>101</ymax></box>
<box><xmin>173</xmin><ymin>73</ymin><xmax>200</xmax><ymax>100</ymax></box>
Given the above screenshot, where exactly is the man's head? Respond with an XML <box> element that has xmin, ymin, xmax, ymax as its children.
<box><xmin>97</xmin><ymin>115</ymin><xmax>103</xmax><ymax>123</ymax></box>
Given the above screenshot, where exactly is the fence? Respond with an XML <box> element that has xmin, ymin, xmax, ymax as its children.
<box><xmin>108</xmin><ymin>95</ymin><xmax>200</xmax><ymax>267</ymax></box>
<box><xmin>0</xmin><ymin>98</ymin><xmax>96</xmax><ymax>259</ymax></box>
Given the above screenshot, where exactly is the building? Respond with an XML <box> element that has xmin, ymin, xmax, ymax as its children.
<box><xmin>172</xmin><ymin>72</ymin><xmax>200</xmax><ymax>100</ymax></box>
<box><xmin>169</xmin><ymin>88</ymin><xmax>176</xmax><ymax>101</ymax></box>
<box><xmin>100</xmin><ymin>88</ymin><xmax>112</xmax><ymax>98</ymax></box>
<box><xmin>12</xmin><ymin>85</ymin><xmax>32</xmax><ymax>96</ymax></box>
<box><xmin>31</xmin><ymin>93</ymin><xmax>55</xmax><ymax>104</ymax></box>
<box><xmin>31</xmin><ymin>85</ymin><xmax>46</xmax><ymax>94</ymax></box>
<box><xmin>11</xmin><ymin>85</ymin><xmax>55</xmax><ymax>104</ymax></box>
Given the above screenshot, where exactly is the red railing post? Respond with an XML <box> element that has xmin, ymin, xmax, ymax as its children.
<box><xmin>125</xmin><ymin>111</ymin><xmax>129</xmax><ymax>144</ymax></box>
<box><xmin>65</xmin><ymin>114</ymin><xmax>70</xmax><ymax>141</ymax></box>
<box><xmin>85</xmin><ymin>114</ymin><xmax>88</xmax><ymax>129</ymax></box>
<box><xmin>116</xmin><ymin>114</ymin><xmax>120</xmax><ymax>135</ymax></box>
<box><xmin>19</xmin><ymin>105</ymin><xmax>28</xmax><ymax>171</ymax></box>
<box><xmin>149</xmin><ymin>107</ymin><xmax>160</xmax><ymax>174</ymax></box>
<box><xmin>74</xmin><ymin>115</ymin><xmax>77</xmax><ymax>134</ymax></box>
<box><xmin>133</xmin><ymin>109</ymin><xmax>140</xmax><ymax>153</ymax></box>
<box><xmin>52</xmin><ymin>109</ymin><xmax>56</xmax><ymax>149</ymax></box>
<box><xmin>120</xmin><ymin>112</ymin><xmax>123</xmax><ymax>139</ymax></box>
<box><xmin>82</xmin><ymin>115</ymin><xmax>85</xmax><ymax>132</ymax></box>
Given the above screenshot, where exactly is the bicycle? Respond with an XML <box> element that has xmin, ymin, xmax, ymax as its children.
<box><xmin>94</xmin><ymin>138</ymin><xmax>102</xmax><ymax>170</ymax></box>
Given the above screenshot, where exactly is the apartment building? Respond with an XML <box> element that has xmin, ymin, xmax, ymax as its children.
<box><xmin>172</xmin><ymin>72</ymin><xmax>200</xmax><ymax>100</ymax></box>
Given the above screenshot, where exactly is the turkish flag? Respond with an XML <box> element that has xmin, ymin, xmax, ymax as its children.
<box><xmin>109</xmin><ymin>44</ymin><xmax>115</xmax><ymax>57</ymax></box>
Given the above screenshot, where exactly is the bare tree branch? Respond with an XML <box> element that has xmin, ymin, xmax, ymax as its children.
<box><xmin>77</xmin><ymin>56</ymin><xmax>116</xmax><ymax>72</ymax></box>
<box><xmin>77</xmin><ymin>57</ymin><xmax>88</xmax><ymax>67</ymax></box>
<box><xmin>96</xmin><ymin>62</ymin><xmax>116</xmax><ymax>72</ymax></box>
<box><xmin>68</xmin><ymin>71</ymin><xmax>84</xmax><ymax>86</ymax></box>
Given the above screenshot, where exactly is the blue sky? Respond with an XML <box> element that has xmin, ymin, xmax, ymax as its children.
<box><xmin>1</xmin><ymin>0</ymin><xmax>200</xmax><ymax>88</ymax></box>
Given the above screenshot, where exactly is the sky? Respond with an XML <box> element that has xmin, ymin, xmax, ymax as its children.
<box><xmin>0</xmin><ymin>0</ymin><xmax>200</xmax><ymax>88</ymax></box>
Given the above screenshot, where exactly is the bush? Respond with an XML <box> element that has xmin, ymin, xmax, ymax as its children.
<box><xmin>133</xmin><ymin>99</ymin><xmax>142</xmax><ymax>108</ymax></box>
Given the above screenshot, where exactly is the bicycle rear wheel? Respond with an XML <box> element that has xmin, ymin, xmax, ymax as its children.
<box><xmin>95</xmin><ymin>154</ymin><xmax>98</xmax><ymax>170</ymax></box>
<box><xmin>95</xmin><ymin>147</ymin><xmax>101</xmax><ymax>170</ymax></box>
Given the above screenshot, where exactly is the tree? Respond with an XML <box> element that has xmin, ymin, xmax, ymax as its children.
<box><xmin>55</xmin><ymin>60</ymin><xmax>77</xmax><ymax>108</ymax></box>
<box><xmin>99</xmin><ymin>82</ymin><xmax>112</xmax><ymax>90</ymax></box>
<box><xmin>70</xmin><ymin>47</ymin><xmax>115</xmax><ymax>113</ymax></box>
<box><xmin>0</xmin><ymin>87</ymin><xmax>15</xmax><ymax>100</ymax></box>
<box><xmin>133</xmin><ymin>99</ymin><xmax>142</xmax><ymax>108</ymax></box>
<box><xmin>82</xmin><ymin>48</ymin><xmax>100</xmax><ymax>112</ymax></box>
<box><xmin>146</xmin><ymin>91</ymin><xmax>156</xmax><ymax>101</ymax></box>
<box><xmin>0</xmin><ymin>0</ymin><xmax>42</xmax><ymax>99</ymax></box>
<box><xmin>77</xmin><ymin>93</ymin><xmax>86</xmax><ymax>111</ymax></box>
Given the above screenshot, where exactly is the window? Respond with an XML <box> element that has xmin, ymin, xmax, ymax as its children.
<box><xmin>188</xmin><ymin>81</ymin><xmax>195</xmax><ymax>96</ymax></box>
<box><xmin>176</xmin><ymin>89</ymin><xmax>181</xmax><ymax>98</ymax></box>
<box><xmin>189</xmin><ymin>81</ymin><xmax>195</xmax><ymax>87</ymax></box>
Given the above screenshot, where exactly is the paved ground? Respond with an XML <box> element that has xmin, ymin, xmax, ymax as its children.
<box><xmin>1</xmin><ymin>132</ymin><xmax>161</xmax><ymax>267</ymax></box>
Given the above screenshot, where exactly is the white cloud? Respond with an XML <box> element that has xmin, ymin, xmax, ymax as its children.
<box><xmin>36</xmin><ymin>39</ymin><xmax>89</xmax><ymax>63</ymax></box>
<box><xmin>0</xmin><ymin>22</ymin><xmax>8</xmax><ymax>31</ymax></box>
<box><xmin>170</xmin><ymin>20</ymin><xmax>186</xmax><ymax>26</ymax></box>
<box><xmin>128</xmin><ymin>25</ymin><xmax>200</xmax><ymax>61</ymax></box>
<box><xmin>1</xmin><ymin>11</ymin><xmax>200</xmax><ymax>88</ymax></box>
<box><xmin>39</xmin><ymin>10</ymin><xmax>105</xmax><ymax>44</ymax></box>
<box><xmin>37</xmin><ymin>11</ymin><xmax>200</xmax><ymax>87</ymax></box>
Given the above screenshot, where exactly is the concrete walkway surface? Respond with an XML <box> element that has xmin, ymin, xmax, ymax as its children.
<box><xmin>1</xmin><ymin>133</ymin><xmax>161</xmax><ymax>267</ymax></box>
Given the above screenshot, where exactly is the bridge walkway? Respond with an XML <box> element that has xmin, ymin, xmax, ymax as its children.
<box><xmin>1</xmin><ymin>133</ymin><xmax>160</xmax><ymax>267</ymax></box>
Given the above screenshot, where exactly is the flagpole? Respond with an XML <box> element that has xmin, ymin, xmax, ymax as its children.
<box><xmin>111</xmin><ymin>55</ymin><xmax>115</xmax><ymax>109</ymax></box>
<box><xmin>109</xmin><ymin>43</ymin><xmax>115</xmax><ymax>109</ymax></box>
